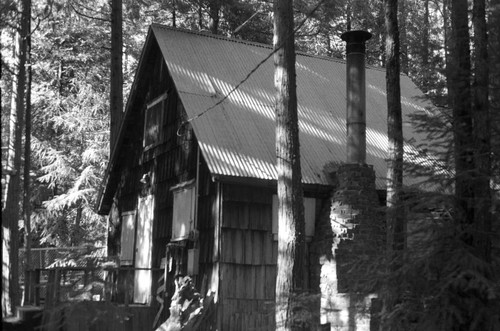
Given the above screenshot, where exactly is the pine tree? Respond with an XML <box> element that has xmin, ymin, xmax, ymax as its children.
<box><xmin>273</xmin><ymin>0</ymin><xmax>307</xmax><ymax>329</ymax></box>
<box><xmin>2</xmin><ymin>0</ymin><xmax>30</xmax><ymax>317</ymax></box>
<box><xmin>381</xmin><ymin>0</ymin><xmax>404</xmax><ymax>329</ymax></box>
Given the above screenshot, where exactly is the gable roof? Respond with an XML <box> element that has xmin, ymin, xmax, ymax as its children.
<box><xmin>98</xmin><ymin>24</ymin><xmax>432</xmax><ymax>214</ymax></box>
<box><xmin>152</xmin><ymin>25</ymin><xmax>430</xmax><ymax>185</ymax></box>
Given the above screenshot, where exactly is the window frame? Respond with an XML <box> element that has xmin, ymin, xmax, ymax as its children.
<box><xmin>119</xmin><ymin>210</ymin><xmax>136</xmax><ymax>266</ymax></box>
<box><xmin>143</xmin><ymin>92</ymin><xmax>168</xmax><ymax>150</ymax></box>
<box><xmin>170</xmin><ymin>180</ymin><xmax>196</xmax><ymax>242</ymax></box>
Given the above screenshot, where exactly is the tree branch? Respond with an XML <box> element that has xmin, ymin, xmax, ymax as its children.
<box><xmin>70</xmin><ymin>3</ymin><xmax>110</xmax><ymax>22</ymax></box>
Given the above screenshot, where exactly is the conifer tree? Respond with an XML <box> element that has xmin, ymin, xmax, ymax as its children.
<box><xmin>273</xmin><ymin>0</ymin><xmax>307</xmax><ymax>329</ymax></box>
<box><xmin>2</xmin><ymin>0</ymin><xmax>30</xmax><ymax>317</ymax></box>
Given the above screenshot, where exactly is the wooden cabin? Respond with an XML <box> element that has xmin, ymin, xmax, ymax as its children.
<box><xmin>96</xmin><ymin>25</ymin><xmax>431</xmax><ymax>330</ymax></box>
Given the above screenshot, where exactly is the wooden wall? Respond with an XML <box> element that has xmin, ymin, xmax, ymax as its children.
<box><xmin>218</xmin><ymin>183</ymin><xmax>278</xmax><ymax>331</ymax></box>
<box><xmin>108</xmin><ymin>38</ymin><xmax>200</xmax><ymax>323</ymax></box>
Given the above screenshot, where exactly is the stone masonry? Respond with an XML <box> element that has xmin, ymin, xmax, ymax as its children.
<box><xmin>311</xmin><ymin>164</ymin><xmax>384</xmax><ymax>331</ymax></box>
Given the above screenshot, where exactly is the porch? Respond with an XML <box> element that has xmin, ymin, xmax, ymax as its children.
<box><xmin>20</xmin><ymin>265</ymin><xmax>161</xmax><ymax>331</ymax></box>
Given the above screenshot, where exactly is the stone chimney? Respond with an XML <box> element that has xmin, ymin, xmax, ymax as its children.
<box><xmin>341</xmin><ymin>30</ymin><xmax>372</xmax><ymax>165</ymax></box>
<box><xmin>309</xmin><ymin>30</ymin><xmax>383</xmax><ymax>330</ymax></box>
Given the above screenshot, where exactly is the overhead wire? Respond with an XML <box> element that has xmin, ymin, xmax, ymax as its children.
<box><xmin>177</xmin><ymin>0</ymin><xmax>327</xmax><ymax>136</ymax></box>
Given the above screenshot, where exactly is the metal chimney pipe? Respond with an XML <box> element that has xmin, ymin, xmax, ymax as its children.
<box><xmin>341</xmin><ymin>30</ymin><xmax>372</xmax><ymax>165</ymax></box>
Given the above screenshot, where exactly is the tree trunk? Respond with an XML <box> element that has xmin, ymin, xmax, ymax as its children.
<box><xmin>346</xmin><ymin>0</ymin><xmax>351</xmax><ymax>31</ymax></box>
<box><xmin>398</xmin><ymin>0</ymin><xmax>409</xmax><ymax>74</ymax></box>
<box><xmin>273</xmin><ymin>0</ymin><xmax>307</xmax><ymax>330</ymax></box>
<box><xmin>421</xmin><ymin>0</ymin><xmax>430</xmax><ymax>93</ymax></box>
<box><xmin>2</xmin><ymin>0</ymin><xmax>30</xmax><ymax>317</ymax></box>
<box><xmin>472</xmin><ymin>0</ymin><xmax>491</xmax><ymax>261</ymax></box>
<box><xmin>449</xmin><ymin>0</ymin><xmax>474</xmax><ymax>236</ymax></box>
<box><xmin>382</xmin><ymin>0</ymin><xmax>404</xmax><ymax>329</ymax></box>
<box><xmin>72</xmin><ymin>206</ymin><xmax>83</xmax><ymax>246</ymax></box>
<box><xmin>488</xmin><ymin>0</ymin><xmax>500</xmax><ymax>262</ymax></box>
<box><xmin>198</xmin><ymin>0</ymin><xmax>203</xmax><ymax>30</ymax></box>
<box><xmin>110</xmin><ymin>0</ymin><xmax>123</xmax><ymax>153</ymax></box>
<box><xmin>377</xmin><ymin>2</ymin><xmax>386</xmax><ymax>66</ymax></box>
<box><xmin>208</xmin><ymin>0</ymin><xmax>221</xmax><ymax>34</ymax></box>
<box><xmin>23</xmin><ymin>7</ymin><xmax>33</xmax><ymax>304</ymax></box>
<box><xmin>172</xmin><ymin>0</ymin><xmax>177</xmax><ymax>27</ymax></box>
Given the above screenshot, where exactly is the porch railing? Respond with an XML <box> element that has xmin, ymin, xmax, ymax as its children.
<box><xmin>24</xmin><ymin>265</ymin><xmax>163</xmax><ymax>308</ymax></box>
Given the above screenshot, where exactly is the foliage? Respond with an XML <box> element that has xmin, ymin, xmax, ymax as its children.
<box><xmin>378</xmin><ymin>193</ymin><xmax>500</xmax><ymax>330</ymax></box>
<box><xmin>378</xmin><ymin>93</ymin><xmax>500</xmax><ymax>329</ymax></box>
<box><xmin>22</xmin><ymin>0</ymin><xmax>110</xmax><ymax>247</ymax></box>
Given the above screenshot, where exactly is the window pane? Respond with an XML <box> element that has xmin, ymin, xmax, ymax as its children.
<box><xmin>144</xmin><ymin>101</ymin><xmax>163</xmax><ymax>147</ymax></box>
<box><xmin>172</xmin><ymin>186</ymin><xmax>194</xmax><ymax>240</ymax></box>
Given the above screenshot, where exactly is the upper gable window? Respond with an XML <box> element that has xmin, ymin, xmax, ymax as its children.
<box><xmin>144</xmin><ymin>92</ymin><xmax>167</xmax><ymax>149</ymax></box>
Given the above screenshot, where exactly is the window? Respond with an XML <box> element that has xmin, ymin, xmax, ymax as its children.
<box><xmin>171</xmin><ymin>180</ymin><xmax>196</xmax><ymax>241</ymax></box>
<box><xmin>120</xmin><ymin>211</ymin><xmax>136</xmax><ymax>265</ymax></box>
<box><xmin>143</xmin><ymin>92</ymin><xmax>167</xmax><ymax>149</ymax></box>
<box><xmin>272</xmin><ymin>195</ymin><xmax>316</xmax><ymax>241</ymax></box>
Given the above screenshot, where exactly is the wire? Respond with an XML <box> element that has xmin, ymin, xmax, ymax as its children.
<box><xmin>176</xmin><ymin>0</ymin><xmax>327</xmax><ymax>136</ymax></box>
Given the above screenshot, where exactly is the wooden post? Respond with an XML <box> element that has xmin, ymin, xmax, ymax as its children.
<box><xmin>54</xmin><ymin>268</ymin><xmax>60</xmax><ymax>305</ymax></box>
<box><xmin>34</xmin><ymin>269</ymin><xmax>40</xmax><ymax>306</ymax></box>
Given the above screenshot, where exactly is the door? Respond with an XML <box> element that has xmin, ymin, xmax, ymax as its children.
<box><xmin>134</xmin><ymin>194</ymin><xmax>154</xmax><ymax>304</ymax></box>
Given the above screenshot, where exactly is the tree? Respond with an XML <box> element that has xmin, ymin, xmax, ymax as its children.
<box><xmin>2</xmin><ymin>0</ymin><xmax>30</xmax><ymax>317</ymax></box>
<box><xmin>110</xmin><ymin>0</ymin><xmax>123</xmax><ymax>154</ymax></box>
<box><xmin>398</xmin><ymin>0</ymin><xmax>408</xmax><ymax>74</ymax></box>
<box><xmin>27</xmin><ymin>0</ymin><xmax>111</xmax><ymax>247</ymax></box>
<box><xmin>420</xmin><ymin>0</ymin><xmax>430</xmax><ymax>93</ymax></box>
<box><xmin>471</xmin><ymin>0</ymin><xmax>491</xmax><ymax>261</ymax></box>
<box><xmin>381</xmin><ymin>0</ymin><xmax>404</xmax><ymax>329</ymax></box>
<box><xmin>273</xmin><ymin>0</ymin><xmax>307</xmax><ymax>330</ymax></box>
<box><xmin>23</xmin><ymin>0</ymin><xmax>33</xmax><ymax>303</ymax></box>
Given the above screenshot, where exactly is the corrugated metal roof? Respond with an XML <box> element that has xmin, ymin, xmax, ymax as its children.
<box><xmin>152</xmin><ymin>25</ymin><xmax>432</xmax><ymax>189</ymax></box>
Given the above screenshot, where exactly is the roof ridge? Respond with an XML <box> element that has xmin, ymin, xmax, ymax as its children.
<box><xmin>152</xmin><ymin>24</ymin><xmax>389</xmax><ymax>73</ymax></box>
<box><xmin>151</xmin><ymin>23</ymin><xmax>273</xmax><ymax>50</ymax></box>
<box><xmin>151</xmin><ymin>24</ymin><xmax>386</xmax><ymax>71</ymax></box>
<box><xmin>151</xmin><ymin>24</ymin><xmax>346</xmax><ymax>61</ymax></box>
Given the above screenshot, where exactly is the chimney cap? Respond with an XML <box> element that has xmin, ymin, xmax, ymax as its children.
<box><xmin>341</xmin><ymin>30</ymin><xmax>372</xmax><ymax>43</ymax></box>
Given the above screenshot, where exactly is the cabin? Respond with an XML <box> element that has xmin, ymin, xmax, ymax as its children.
<box><xmin>96</xmin><ymin>25</ymin><xmax>431</xmax><ymax>330</ymax></box>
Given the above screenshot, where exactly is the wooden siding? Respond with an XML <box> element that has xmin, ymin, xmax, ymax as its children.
<box><xmin>219</xmin><ymin>183</ymin><xmax>278</xmax><ymax>330</ymax></box>
<box><xmin>106</xmin><ymin>38</ymin><xmax>206</xmax><ymax>327</ymax></box>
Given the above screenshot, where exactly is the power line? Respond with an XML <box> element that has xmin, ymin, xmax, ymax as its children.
<box><xmin>177</xmin><ymin>0</ymin><xmax>327</xmax><ymax>136</ymax></box>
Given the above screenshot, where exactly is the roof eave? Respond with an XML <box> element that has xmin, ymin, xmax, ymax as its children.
<box><xmin>96</xmin><ymin>26</ymin><xmax>157</xmax><ymax>215</ymax></box>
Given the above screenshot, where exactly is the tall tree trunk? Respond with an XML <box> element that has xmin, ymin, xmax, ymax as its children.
<box><xmin>208</xmin><ymin>0</ymin><xmax>221</xmax><ymax>34</ymax></box>
<box><xmin>382</xmin><ymin>0</ymin><xmax>404</xmax><ymax>329</ymax></box>
<box><xmin>2</xmin><ymin>0</ymin><xmax>30</xmax><ymax>317</ymax></box>
<box><xmin>346</xmin><ymin>0</ymin><xmax>352</xmax><ymax>31</ymax></box>
<box><xmin>398</xmin><ymin>0</ymin><xmax>409</xmax><ymax>74</ymax></box>
<box><xmin>198</xmin><ymin>0</ymin><xmax>203</xmax><ymax>30</ymax></box>
<box><xmin>23</xmin><ymin>6</ymin><xmax>33</xmax><ymax>304</ymax></box>
<box><xmin>72</xmin><ymin>206</ymin><xmax>83</xmax><ymax>246</ymax></box>
<box><xmin>444</xmin><ymin>0</ymin><xmax>453</xmax><ymax>108</ymax></box>
<box><xmin>273</xmin><ymin>0</ymin><xmax>307</xmax><ymax>330</ymax></box>
<box><xmin>449</xmin><ymin>0</ymin><xmax>474</xmax><ymax>237</ymax></box>
<box><xmin>377</xmin><ymin>2</ymin><xmax>386</xmax><ymax>66</ymax></box>
<box><xmin>421</xmin><ymin>0</ymin><xmax>430</xmax><ymax>93</ymax></box>
<box><xmin>472</xmin><ymin>0</ymin><xmax>491</xmax><ymax>261</ymax></box>
<box><xmin>488</xmin><ymin>0</ymin><xmax>500</xmax><ymax>262</ymax></box>
<box><xmin>110</xmin><ymin>0</ymin><xmax>123</xmax><ymax>154</ymax></box>
<box><xmin>172</xmin><ymin>0</ymin><xmax>177</xmax><ymax>27</ymax></box>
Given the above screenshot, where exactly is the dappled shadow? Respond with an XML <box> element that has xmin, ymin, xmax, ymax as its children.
<box><xmin>153</xmin><ymin>26</ymin><xmax>435</xmax><ymax>191</ymax></box>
